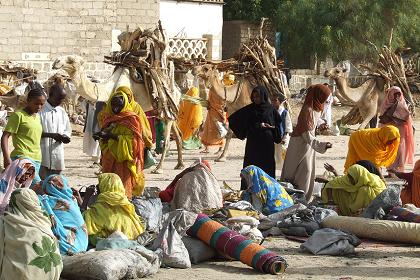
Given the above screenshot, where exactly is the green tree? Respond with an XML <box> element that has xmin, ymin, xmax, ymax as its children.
<box><xmin>224</xmin><ymin>0</ymin><xmax>420</xmax><ymax>67</ymax></box>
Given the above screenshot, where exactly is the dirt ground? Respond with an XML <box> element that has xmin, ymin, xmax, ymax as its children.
<box><xmin>65</xmin><ymin>106</ymin><xmax>420</xmax><ymax>280</ymax></box>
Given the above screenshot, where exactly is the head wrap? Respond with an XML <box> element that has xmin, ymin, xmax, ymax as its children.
<box><xmin>292</xmin><ymin>84</ymin><xmax>331</xmax><ymax>136</ymax></box>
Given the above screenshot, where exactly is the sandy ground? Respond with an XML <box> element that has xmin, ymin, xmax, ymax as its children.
<box><xmin>64</xmin><ymin>107</ymin><xmax>420</xmax><ymax>280</ymax></box>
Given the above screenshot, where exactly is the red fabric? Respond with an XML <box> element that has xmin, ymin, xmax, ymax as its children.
<box><xmin>401</xmin><ymin>160</ymin><xmax>420</xmax><ymax>207</ymax></box>
<box><xmin>292</xmin><ymin>84</ymin><xmax>331</xmax><ymax>137</ymax></box>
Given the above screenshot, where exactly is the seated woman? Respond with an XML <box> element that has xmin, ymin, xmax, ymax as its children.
<box><xmin>241</xmin><ymin>165</ymin><xmax>294</xmax><ymax>215</ymax></box>
<box><xmin>321</xmin><ymin>164</ymin><xmax>386</xmax><ymax>216</ymax></box>
<box><xmin>0</xmin><ymin>188</ymin><xmax>62</xmax><ymax>280</ymax></box>
<box><xmin>38</xmin><ymin>175</ymin><xmax>88</xmax><ymax>255</ymax></box>
<box><xmin>0</xmin><ymin>158</ymin><xmax>35</xmax><ymax>214</ymax></box>
<box><xmin>324</xmin><ymin>160</ymin><xmax>384</xmax><ymax>180</ymax></box>
<box><xmin>95</xmin><ymin>87</ymin><xmax>146</xmax><ymax>199</ymax></box>
<box><xmin>344</xmin><ymin>125</ymin><xmax>400</xmax><ymax>172</ymax></box>
<box><xmin>83</xmin><ymin>173</ymin><xmax>144</xmax><ymax>245</ymax></box>
<box><xmin>389</xmin><ymin>159</ymin><xmax>420</xmax><ymax>207</ymax></box>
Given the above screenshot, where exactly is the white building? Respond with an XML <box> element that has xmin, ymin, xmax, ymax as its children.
<box><xmin>159</xmin><ymin>0</ymin><xmax>224</xmax><ymax>60</ymax></box>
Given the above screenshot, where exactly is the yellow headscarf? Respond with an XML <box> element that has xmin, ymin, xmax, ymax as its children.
<box><xmin>344</xmin><ymin>125</ymin><xmax>400</xmax><ymax>171</ymax></box>
<box><xmin>111</xmin><ymin>86</ymin><xmax>153</xmax><ymax>148</ymax></box>
<box><xmin>178</xmin><ymin>87</ymin><xmax>203</xmax><ymax>141</ymax></box>
<box><xmin>102</xmin><ymin>88</ymin><xmax>133</xmax><ymax>116</ymax></box>
<box><xmin>322</xmin><ymin>164</ymin><xmax>386</xmax><ymax>216</ymax></box>
<box><xmin>83</xmin><ymin>173</ymin><xmax>144</xmax><ymax>243</ymax></box>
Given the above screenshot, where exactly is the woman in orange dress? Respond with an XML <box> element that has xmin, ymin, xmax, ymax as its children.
<box><xmin>94</xmin><ymin>87</ymin><xmax>145</xmax><ymax>199</ymax></box>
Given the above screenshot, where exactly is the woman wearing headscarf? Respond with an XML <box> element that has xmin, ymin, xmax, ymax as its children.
<box><xmin>95</xmin><ymin>87</ymin><xmax>145</xmax><ymax>199</ymax></box>
<box><xmin>178</xmin><ymin>86</ymin><xmax>203</xmax><ymax>149</ymax></box>
<box><xmin>322</xmin><ymin>164</ymin><xmax>386</xmax><ymax>216</ymax></box>
<box><xmin>0</xmin><ymin>188</ymin><xmax>62</xmax><ymax>279</ymax></box>
<box><xmin>38</xmin><ymin>175</ymin><xmax>88</xmax><ymax>255</ymax></box>
<box><xmin>389</xmin><ymin>159</ymin><xmax>420</xmax><ymax>207</ymax></box>
<box><xmin>228</xmin><ymin>86</ymin><xmax>282</xmax><ymax>188</ymax></box>
<box><xmin>241</xmin><ymin>165</ymin><xmax>294</xmax><ymax>215</ymax></box>
<box><xmin>281</xmin><ymin>84</ymin><xmax>332</xmax><ymax>200</ymax></box>
<box><xmin>378</xmin><ymin>86</ymin><xmax>414</xmax><ymax>171</ymax></box>
<box><xmin>201</xmin><ymin>88</ymin><xmax>227</xmax><ymax>153</ymax></box>
<box><xmin>344</xmin><ymin>125</ymin><xmax>400</xmax><ymax>172</ymax></box>
<box><xmin>0</xmin><ymin>158</ymin><xmax>35</xmax><ymax>214</ymax></box>
<box><xmin>116</xmin><ymin>86</ymin><xmax>153</xmax><ymax>150</ymax></box>
<box><xmin>324</xmin><ymin>160</ymin><xmax>384</xmax><ymax>180</ymax></box>
<box><xmin>83</xmin><ymin>173</ymin><xmax>144</xmax><ymax>245</ymax></box>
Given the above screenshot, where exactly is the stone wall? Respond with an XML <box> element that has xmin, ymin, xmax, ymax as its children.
<box><xmin>222</xmin><ymin>20</ymin><xmax>275</xmax><ymax>60</ymax></box>
<box><xmin>0</xmin><ymin>0</ymin><xmax>159</xmax><ymax>81</ymax></box>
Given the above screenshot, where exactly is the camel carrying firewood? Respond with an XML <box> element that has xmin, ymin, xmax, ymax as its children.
<box><xmin>53</xmin><ymin>22</ymin><xmax>184</xmax><ymax>174</ymax></box>
<box><xmin>326</xmin><ymin>33</ymin><xmax>414</xmax><ymax>130</ymax></box>
<box><xmin>324</xmin><ymin>66</ymin><xmax>386</xmax><ymax>129</ymax></box>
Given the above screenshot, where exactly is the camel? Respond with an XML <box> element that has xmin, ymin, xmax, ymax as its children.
<box><xmin>52</xmin><ymin>55</ymin><xmax>184</xmax><ymax>174</ymax></box>
<box><xmin>195</xmin><ymin>64</ymin><xmax>253</xmax><ymax>162</ymax></box>
<box><xmin>324</xmin><ymin>66</ymin><xmax>385</xmax><ymax>129</ymax></box>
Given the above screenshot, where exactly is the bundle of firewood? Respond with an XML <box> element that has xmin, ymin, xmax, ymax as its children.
<box><xmin>215</xmin><ymin>18</ymin><xmax>288</xmax><ymax>99</ymax></box>
<box><xmin>360</xmin><ymin>32</ymin><xmax>414</xmax><ymax>106</ymax></box>
<box><xmin>104</xmin><ymin>21</ymin><xmax>179</xmax><ymax>120</ymax></box>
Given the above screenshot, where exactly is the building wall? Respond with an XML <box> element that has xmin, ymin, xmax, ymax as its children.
<box><xmin>159</xmin><ymin>0</ymin><xmax>223</xmax><ymax>60</ymax></box>
<box><xmin>222</xmin><ymin>20</ymin><xmax>275</xmax><ymax>60</ymax></box>
<box><xmin>0</xmin><ymin>0</ymin><xmax>159</xmax><ymax>80</ymax></box>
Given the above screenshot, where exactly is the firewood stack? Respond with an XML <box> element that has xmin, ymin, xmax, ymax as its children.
<box><xmin>360</xmin><ymin>32</ymin><xmax>414</xmax><ymax>108</ymax></box>
<box><xmin>104</xmin><ymin>21</ymin><xmax>179</xmax><ymax>120</ymax></box>
<box><xmin>213</xmin><ymin>18</ymin><xmax>288</xmax><ymax>100</ymax></box>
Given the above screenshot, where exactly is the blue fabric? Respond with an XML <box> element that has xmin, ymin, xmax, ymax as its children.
<box><xmin>279</xmin><ymin>109</ymin><xmax>288</xmax><ymax>138</ymax></box>
<box><xmin>38</xmin><ymin>175</ymin><xmax>88</xmax><ymax>255</ymax></box>
<box><xmin>11</xmin><ymin>156</ymin><xmax>41</xmax><ymax>186</ymax></box>
<box><xmin>241</xmin><ymin>165</ymin><xmax>294</xmax><ymax>215</ymax></box>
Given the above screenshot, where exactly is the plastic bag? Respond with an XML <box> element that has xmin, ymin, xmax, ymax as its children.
<box><xmin>151</xmin><ymin>222</ymin><xmax>191</xmax><ymax>269</ymax></box>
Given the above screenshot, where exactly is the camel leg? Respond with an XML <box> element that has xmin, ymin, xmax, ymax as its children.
<box><xmin>171</xmin><ymin>122</ymin><xmax>185</xmax><ymax>170</ymax></box>
<box><xmin>216</xmin><ymin>129</ymin><xmax>233</xmax><ymax>162</ymax></box>
<box><xmin>152</xmin><ymin>120</ymin><xmax>173</xmax><ymax>174</ymax></box>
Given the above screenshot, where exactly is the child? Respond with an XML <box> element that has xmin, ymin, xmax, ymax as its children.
<box><xmin>271</xmin><ymin>94</ymin><xmax>292</xmax><ymax>172</ymax></box>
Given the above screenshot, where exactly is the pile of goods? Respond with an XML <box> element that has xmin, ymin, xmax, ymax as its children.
<box><xmin>104</xmin><ymin>21</ymin><xmax>179</xmax><ymax>120</ymax></box>
<box><xmin>0</xmin><ymin>62</ymin><xmax>36</xmax><ymax>95</ymax></box>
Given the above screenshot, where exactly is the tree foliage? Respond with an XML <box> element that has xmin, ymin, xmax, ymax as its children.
<box><xmin>224</xmin><ymin>0</ymin><xmax>420</xmax><ymax>66</ymax></box>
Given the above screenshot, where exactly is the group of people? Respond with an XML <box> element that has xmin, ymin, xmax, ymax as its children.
<box><xmin>228</xmin><ymin>83</ymin><xmax>419</xmax><ymax>216</ymax></box>
<box><xmin>0</xmin><ymin>81</ymin><xmax>152</xmax><ymax>278</ymax></box>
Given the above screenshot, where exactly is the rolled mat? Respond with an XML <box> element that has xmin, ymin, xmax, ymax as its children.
<box><xmin>187</xmin><ymin>214</ymin><xmax>287</xmax><ymax>274</ymax></box>
<box><xmin>389</xmin><ymin>207</ymin><xmax>420</xmax><ymax>223</ymax></box>
<box><xmin>322</xmin><ymin>216</ymin><xmax>420</xmax><ymax>244</ymax></box>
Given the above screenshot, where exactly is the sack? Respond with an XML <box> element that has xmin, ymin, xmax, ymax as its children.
<box><xmin>216</xmin><ymin>121</ymin><xmax>228</xmax><ymax>138</ymax></box>
<box><xmin>62</xmin><ymin>248</ymin><xmax>161</xmax><ymax>280</ymax></box>
<box><xmin>144</xmin><ymin>149</ymin><xmax>157</xmax><ymax>169</ymax></box>
<box><xmin>132</xmin><ymin>197</ymin><xmax>163</xmax><ymax>233</ymax></box>
<box><xmin>151</xmin><ymin>222</ymin><xmax>191</xmax><ymax>269</ymax></box>
<box><xmin>182</xmin><ymin>236</ymin><xmax>215</xmax><ymax>264</ymax></box>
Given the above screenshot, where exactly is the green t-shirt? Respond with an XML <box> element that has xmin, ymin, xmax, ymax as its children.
<box><xmin>4</xmin><ymin>110</ymin><xmax>42</xmax><ymax>161</ymax></box>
